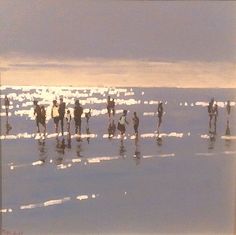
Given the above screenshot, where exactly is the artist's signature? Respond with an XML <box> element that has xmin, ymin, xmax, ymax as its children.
<box><xmin>1</xmin><ymin>229</ymin><xmax>23</xmax><ymax>235</ymax></box>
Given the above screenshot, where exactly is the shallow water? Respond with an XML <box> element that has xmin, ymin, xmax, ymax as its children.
<box><xmin>1</xmin><ymin>86</ymin><xmax>236</xmax><ymax>235</ymax></box>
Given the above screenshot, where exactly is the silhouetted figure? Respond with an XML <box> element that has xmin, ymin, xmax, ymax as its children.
<box><xmin>4</xmin><ymin>95</ymin><xmax>10</xmax><ymax>117</ymax></box>
<box><xmin>85</xmin><ymin>109</ymin><xmax>91</xmax><ymax>128</ymax></box>
<box><xmin>226</xmin><ymin>100</ymin><xmax>231</xmax><ymax>118</ymax></box>
<box><xmin>59</xmin><ymin>97</ymin><xmax>66</xmax><ymax>135</ymax></box>
<box><xmin>132</xmin><ymin>112</ymin><xmax>139</xmax><ymax>135</ymax></box>
<box><xmin>34</xmin><ymin>100</ymin><xmax>41</xmax><ymax>133</ymax></box>
<box><xmin>107</xmin><ymin>96</ymin><xmax>112</xmax><ymax>118</ymax></box>
<box><xmin>213</xmin><ymin>103</ymin><xmax>218</xmax><ymax>127</ymax></box>
<box><xmin>67</xmin><ymin>132</ymin><xmax>72</xmax><ymax>149</ymax></box>
<box><xmin>108</xmin><ymin>120</ymin><xmax>116</xmax><ymax>138</ymax></box>
<box><xmin>74</xmin><ymin>100</ymin><xmax>83</xmax><ymax>135</ymax></box>
<box><xmin>117</xmin><ymin>110</ymin><xmax>129</xmax><ymax>136</ymax></box>
<box><xmin>66</xmin><ymin>109</ymin><xmax>72</xmax><ymax>133</ymax></box>
<box><xmin>110</xmin><ymin>98</ymin><xmax>115</xmax><ymax>117</ymax></box>
<box><xmin>157</xmin><ymin>102</ymin><xmax>164</xmax><ymax>131</ymax></box>
<box><xmin>40</xmin><ymin>105</ymin><xmax>46</xmax><ymax>136</ymax></box>
<box><xmin>208</xmin><ymin>98</ymin><xmax>214</xmax><ymax>129</ymax></box>
<box><xmin>51</xmin><ymin>100</ymin><xmax>60</xmax><ymax>134</ymax></box>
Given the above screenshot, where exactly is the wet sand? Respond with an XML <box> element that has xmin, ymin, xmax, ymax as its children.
<box><xmin>1</xmin><ymin>86</ymin><xmax>236</xmax><ymax>235</ymax></box>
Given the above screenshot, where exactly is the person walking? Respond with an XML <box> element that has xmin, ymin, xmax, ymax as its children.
<box><xmin>4</xmin><ymin>95</ymin><xmax>10</xmax><ymax>117</ymax></box>
<box><xmin>66</xmin><ymin>109</ymin><xmax>72</xmax><ymax>133</ymax></box>
<box><xmin>107</xmin><ymin>96</ymin><xmax>112</xmax><ymax>118</ymax></box>
<box><xmin>74</xmin><ymin>100</ymin><xmax>83</xmax><ymax>135</ymax></box>
<box><xmin>59</xmin><ymin>97</ymin><xmax>66</xmax><ymax>135</ymax></box>
<box><xmin>157</xmin><ymin>102</ymin><xmax>164</xmax><ymax>130</ymax></box>
<box><xmin>132</xmin><ymin>112</ymin><xmax>139</xmax><ymax>135</ymax></box>
<box><xmin>40</xmin><ymin>105</ymin><xmax>46</xmax><ymax>136</ymax></box>
<box><xmin>111</xmin><ymin>98</ymin><xmax>115</xmax><ymax>117</ymax></box>
<box><xmin>85</xmin><ymin>109</ymin><xmax>92</xmax><ymax>128</ymax></box>
<box><xmin>117</xmin><ymin>110</ymin><xmax>129</xmax><ymax>136</ymax></box>
<box><xmin>34</xmin><ymin>100</ymin><xmax>42</xmax><ymax>133</ymax></box>
<box><xmin>51</xmin><ymin>100</ymin><xmax>60</xmax><ymax>134</ymax></box>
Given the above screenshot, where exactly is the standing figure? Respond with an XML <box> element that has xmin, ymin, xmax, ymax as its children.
<box><xmin>208</xmin><ymin>98</ymin><xmax>214</xmax><ymax>128</ymax></box>
<box><xmin>66</xmin><ymin>110</ymin><xmax>72</xmax><ymax>133</ymax></box>
<box><xmin>40</xmin><ymin>105</ymin><xmax>46</xmax><ymax>136</ymax></box>
<box><xmin>51</xmin><ymin>100</ymin><xmax>60</xmax><ymax>134</ymax></box>
<box><xmin>4</xmin><ymin>95</ymin><xmax>10</xmax><ymax>117</ymax></box>
<box><xmin>111</xmin><ymin>98</ymin><xmax>115</xmax><ymax>117</ymax></box>
<box><xmin>34</xmin><ymin>100</ymin><xmax>42</xmax><ymax>133</ymax></box>
<box><xmin>74</xmin><ymin>100</ymin><xmax>83</xmax><ymax>135</ymax></box>
<box><xmin>132</xmin><ymin>112</ymin><xmax>139</xmax><ymax>135</ymax></box>
<box><xmin>59</xmin><ymin>97</ymin><xmax>66</xmax><ymax>135</ymax></box>
<box><xmin>117</xmin><ymin>110</ymin><xmax>129</xmax><ymax>136</ymax></box>
<box><xmin>85</xmin><ymin>109</ymin><xmax>92</xmax><ymax>128</ymax></box>
<box><xmin>226</xmin><ymin>100</ymin><xmax>231</xmax><ymax>117</ymax></box>
<box><xmin>157</xmin><ymin>102</ymin><xmax>164</xmax><ymax>130</ymax></box>
<box><xmin>213</xmin><ymin>103</ymin><xmax>218</xmax><ymax>127</ymax></box>
<box><xmin>107</xmin><ymin>96</ymin><xmax>112</xmax><ymax>118</ymax></box>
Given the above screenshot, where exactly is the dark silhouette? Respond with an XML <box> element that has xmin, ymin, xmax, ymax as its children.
<box><xmin>208</xmin><ymin>98</ymin><xmax>214</xmax><ymax>129</ymax></box>
<box><xmin>86</xmin><ymin>127</ymin><xmax>91</xmax><ymax>144</ymax></box>
<box><xmin>108</xmin><ymin>120</ymin><xmax>116</xmax><ymax>138</ymax></box>
<box><xmin>213</xmin><ymin>103</ymin><xmax>218</xmax><ymax>127</ymax></box>
<box><xmin>38</xmin><ymin>139</ymin><xmax>47</xmax><ymax>164</ymax></box>
<box><xmin>225</xmin><ymin>120</ymin><xmax>231</xmax><ymax>147</ymax></box>
<box><xmin>208</xmin><ymin>121</ymin><xmax>216</xmax><ymax>150</ymax></box>
<box><xmin>40</xmin><ymin>105</ymin><xmax>46</xmax><ymax>136</ymax></box>
<box><xmin>5</xmin><ymin>116</ymin><xmax>12</xmax><ymax>135</ymax></box>
<box><xmin>66</xmin><ymin>109</ymin><xmax>72</xmax><ymax>133</ymax></box>
<box><xmin>74</xmin><ymin>100</ymin><xmax>83</xmax><ymax>135</ymax></box>
<box><xmin>226</xmin><ymin>100</ymin><xmax>231</xmax><ymax>118</ymax></box>
<box><xmin>107</xmin><ymin>96</ymin><xmax>112</xmax><ymax>118</ymax></box>
<box><xmin>117</xmin><ymin>110</ymin><xmax>129</xmax><ymax>136</ymax></box>
<box><xmin>51</xmin><ymin>100</ymin><xmax>60</xmax><ymax>134</ymax></box>
<box><xmin>34</xmin><ymin>100</ymin><xmax>42</xmax><ymax>133</ymax></box>
<box><xmin>111</xmin><ymin>98</ymin><xmax>115</xmax><ymax>117</ymax></box>
<box><xmin>85</xmin><ymin>109</ymin><xmax>91</xmax><ymax>129</ymax></box>
<box><xmin>132</xmin><ymin>112</ymin><xmax>139</xmax><ymax>135</ymax></box>
<box><xmin>59</xmin><ymin>97</ymin><xmax>66</xmax><ymax>135</ymax></box>
<box><xmin>55</xmin><ymin>137</ymin><xmax>65</xmax><ymax>165</ymax></box>
<box><xmin>4</xmin><ymin>95</ymin><xmax>10</xmax><ymax>117</ymax></box>
<box><xmin>157</xmin><ymin>102</ymin><xmax>164</xmax><ymax>131</ymax></box>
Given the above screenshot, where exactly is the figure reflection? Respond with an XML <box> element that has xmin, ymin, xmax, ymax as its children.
<box><xmin>133</xmin><ymin>136</ymin><xmax>141</xmax><ymax>165</ymax></box>
<box><xmin>225</xmin><ymin>120</ymin><xmax>231</xmax><ymax>147</ymax></box>
<box><xmin>55</xmin><ymin>137</ymin><xmax>65</xmax><ymax>165</ymax></box>
<box><xmin>76</xmin><ymin>142</ymin><xmax>83</xmax><ymax>158</ymax></box>
<box><xmin>6</xmin><ymin>116</ymin><xmax>12</xmax><ymax>135</ymax></box>
<box><xmin>38</xmin><ymin>138</ymin><xmax>47</xmax><ymax>164</ymax></box>
<box><xmin>119</xmin><ymin>139</ymin><xmax>126</xmax><ymax>158</ymax></box>
<box><xmin>108</xmin><ymin>120</ymin><xmax>116</xmax><ymax>139</ymax></box>
<box><xmin>208</xmin><ymin>121</ymin><xmax>217</xmax><ymax>150</ymax></box>
<box><xmin>86</xmin><ymin>127</ymin><xmax>90</xmax><ymax>144</ymax></box>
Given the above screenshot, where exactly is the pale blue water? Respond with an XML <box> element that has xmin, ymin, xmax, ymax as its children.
<box><xmin>1</xmin><ymin>86</ymin><xmax>236</xmax><ymax>235</ymax></box>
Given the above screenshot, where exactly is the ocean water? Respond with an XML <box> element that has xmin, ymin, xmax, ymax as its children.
<box><xmin>1</xmin><ymin>86</ymin><xmax>236</xmax><ymax>235</ymax></box>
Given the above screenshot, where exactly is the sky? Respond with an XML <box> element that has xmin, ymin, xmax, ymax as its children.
<box><xmin>0</xmin><ymin>1</ymin><xmax>235</xmax><ymax>87</ymax></box>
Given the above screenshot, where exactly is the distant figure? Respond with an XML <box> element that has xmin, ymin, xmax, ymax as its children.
<box><xmin>107</xmin><ymin>96</ymin><xmax>112</xmax><ymax>118</ymax></box>
<box><xmin>226</xmin><ymin>100</ymin><xmax>231</xmax><ymax>116</ymax></box>
<box><xmin>213</xmin><ymin>103</ymin><xmax>218</xmax><ymax>126</ymax></box>
<box><xmin>66</xmin><ymin>110</ymin><xmax>72</xmax><ymax>133</ymax></box>
<box><xmin>59</xmin><ymin>97</ymin><xmax>66</xmax><ymax>135</ymax></box>
<box><xmin>51</xmin><ymin>100</ymin><xmax>60</xmax><ymax>134</ymax></box>
<box><xmin>208</xmin><ymin>98</ymin><xmax>214</xmax><ymax>128</ymax></box>
<box><xmin>132</xmin><ymin>112</ymin><xmax>139</xmax><ymax>135</ymax></box>
<box><xmin>110</xmin><ymin>98</ymin><xmax>115</xmax><ymax>117</ymax></box>
<box><xmin>34</xmin><ymin>100</ymin><xmax>42</xmax><ymax>133</ymax></box>
<box><xmin>40</xmin><ymin>105</ymin><xmax>46</xmax><ymax>136</ymax></box>
<box><xmin>85</xmin><ymin>109</ymin><xmax>92</xmax><ymax>128</ymax></box>
<box><xmin>4</xmin><ymin>95</ymin><xmax>10</xmax><ymax>117</ymax></box>
<box><xmin>108</xmin><ymin>120</ymin><xmax>116</xmax><ymax>138</ymax></box>
<box><xmin>157</xmin><ymin>102</ymin><xmax>164</xmax><ymax>130</ymax></box>
<box><xmin>117</xmin><ymin>110</ymin><xmax>129</xmax><ymax>136</ymax></box>
<box><xmin>74</xmin><ymin>100</ymin><xmax>83</xmax><ymax>135</ymax></box>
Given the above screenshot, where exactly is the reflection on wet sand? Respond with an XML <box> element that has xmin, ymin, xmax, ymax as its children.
<box><xmin>38</xmin><ymin>139</ymin><xmax>47</xmax><ymax>164</ymax></box>
<box><xmin>119</xmin><ymin>139</ymin><xmax>126</xmax><ymax>158</ymax></box>
<box><xmin>55</xmin><ymin>137</ymin><xmax>65</xmax><ymax>165</ymax></box>
<box><xmin>133</xmin><ymin>136</ymin><xmax>142</xmax><ymax>165</ymax></box>
<box><xmin>225</xmin><ymin>120</ymin><xmax>231</xmax><ymax>147</ymax></box>
<box><xmin>208</xmin><ymin>117</ymin><xmax>217</xmax><ymax>150</ymax></box>
<box><xmin>5</xmin><ymin>116</ymin><xmax>12</xmax><ymax>135</ymax></box>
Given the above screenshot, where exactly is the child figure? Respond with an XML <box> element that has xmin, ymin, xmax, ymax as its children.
<box><xmin>66</xmin><ymin>109</ymin><xmax>72</xmax><ymax>133</ymax></box>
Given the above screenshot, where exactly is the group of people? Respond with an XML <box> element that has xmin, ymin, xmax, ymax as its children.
<box><xmin>3</xmin><ymin>94</ymin><xmax>233</xmax><ymax>141</ymax></box>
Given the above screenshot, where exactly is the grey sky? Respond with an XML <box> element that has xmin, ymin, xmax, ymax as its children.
<box><xmin>1</xmin><ymin>1</ymin><xmax>235</xmax><ymax>61</ymax></box>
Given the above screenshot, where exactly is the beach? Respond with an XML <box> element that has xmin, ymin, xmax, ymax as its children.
<box><xmin>1</xmin><ymin>86</ymin><xmax>236</xmax><ymax>234</ymax></box>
